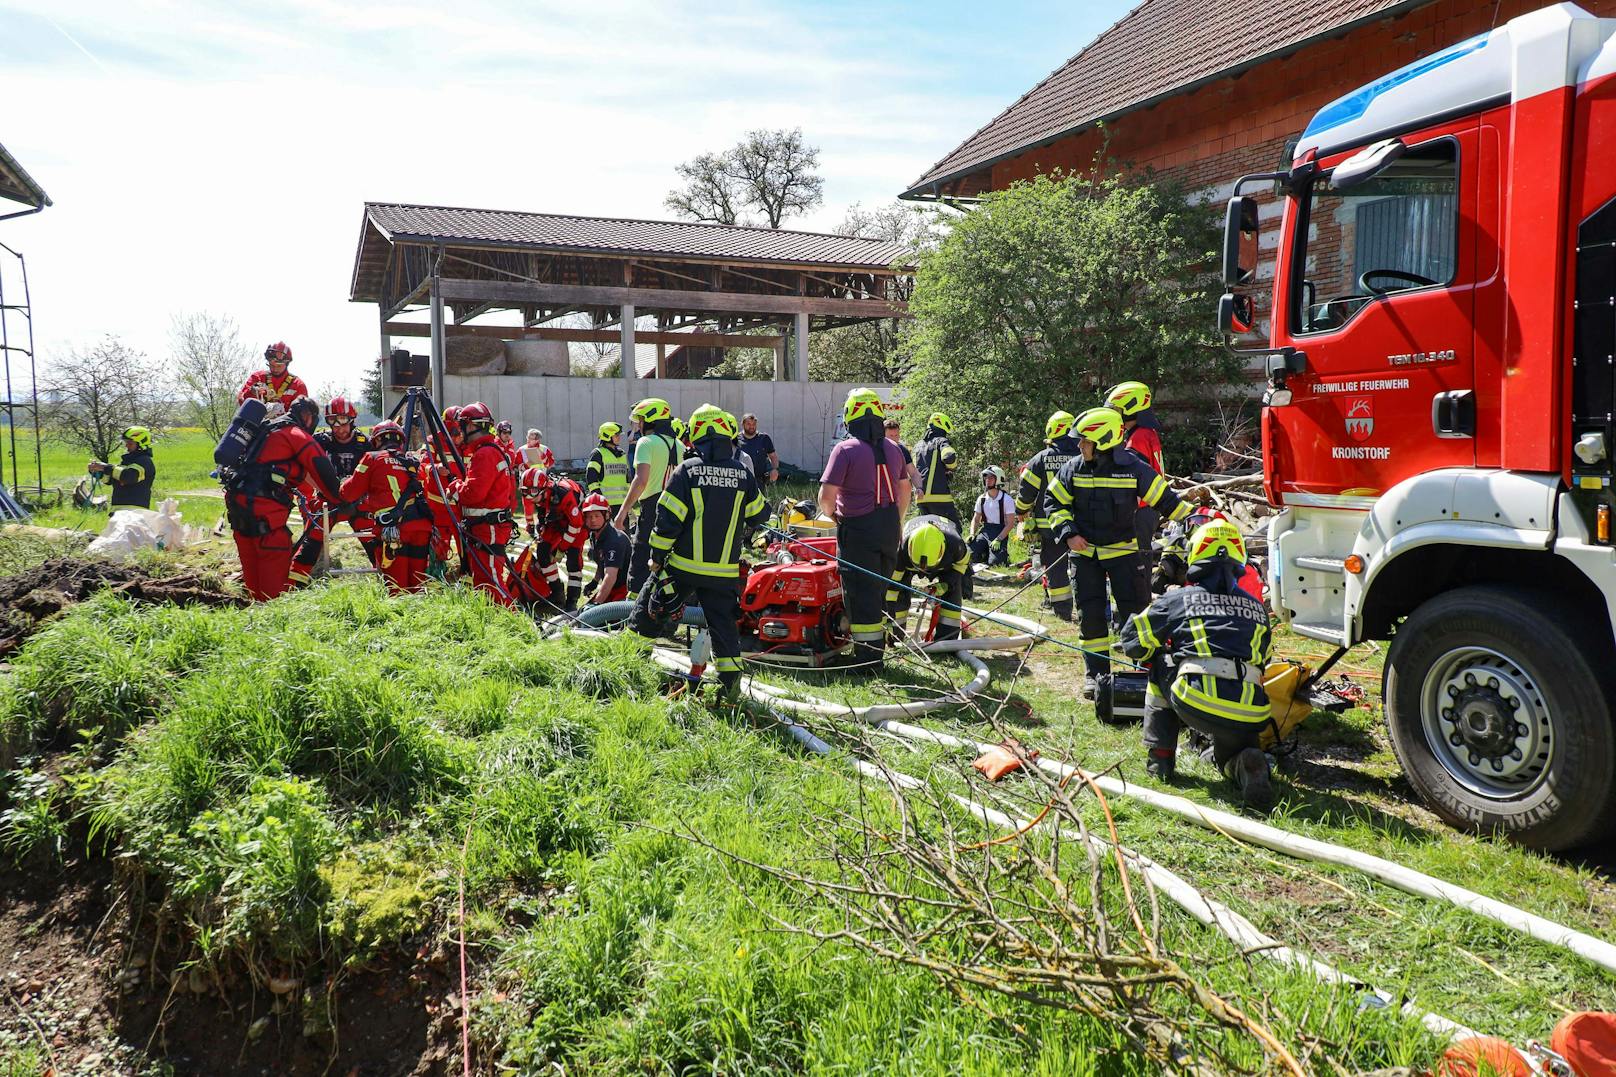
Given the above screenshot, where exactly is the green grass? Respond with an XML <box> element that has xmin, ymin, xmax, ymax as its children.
<box><xmin>0</xmin><ymin>505</ymin><xmax>1610</xmax><ymax>1071</ymax></box>
<box><xmin>5</xmin><ymin>428</ymin><xmax>226</xmax><ymax>533</ymax></box>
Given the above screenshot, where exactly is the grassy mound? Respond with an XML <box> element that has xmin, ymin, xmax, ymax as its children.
<box><xmin>0</xmin><ymin>580</ymin><xmax>1459</xmax><ymax>1073</ymax></box>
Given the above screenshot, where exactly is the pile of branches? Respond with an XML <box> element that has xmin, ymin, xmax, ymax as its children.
<box><xmin>683</xmin><ymin>716</ymin><xmax>1360</xmax><ymax>1075</ymax></box>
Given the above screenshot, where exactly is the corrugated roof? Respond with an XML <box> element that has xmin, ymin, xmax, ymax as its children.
<box><xmin>363</xmin><ymin>203</ymin><xmax>911</xmax><ymax>270</ymax></box>
<box><xmin>0</xmin><ymin>142</ymin><xmax>50</xmax><ymax>210</ymax></box>
<box><xmin>902</xmin><ymin>0</ymin><xmax>1426</xmax><ymax>198</ymax></box>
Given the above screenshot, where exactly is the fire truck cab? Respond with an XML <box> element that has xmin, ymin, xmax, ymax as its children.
<box><xmin>1221</xmin><ymin>2</ymin><xmax>1616</xmax><ymax>849</ymax></box>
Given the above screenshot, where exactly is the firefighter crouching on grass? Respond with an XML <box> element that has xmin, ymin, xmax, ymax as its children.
<box><xmin>819</xmin><ymin>388</ymin><xmax>910</xmax><ymax>669</ymax></box>
<box><xmin>1014</xmin><ymin>411</ymin><xmax>1081</xmax><ymax>622</ymax></box>
<box><xmin>632</xmin><ymin>405</ymin><xmax>768</xmax><ymax>704</ymax></box>
<box><xmin>581</xmin><ymin>493</ymin><xmax>631</xmax><ymax>606</ymax></box>
<box><xmin>226</xmin><ymin>397</ymin><xmax>343</xmax><ymax>601</ymax></box>
<box><xmin>888</xmin><ymin>515</ymin><xmax>970</xmax><ymax>642</ymax></box>
<box><xmin>508</xmin><ymin>468</ymin><xmax>586</xmax><ymax>611</ymax></box>
<box><xmin>448</xmin><ymin>402</ymin><xmax>515</xmax><ymax>605</ymax></box>
<box><xmin>338</xmin><ymin>420</ymin><xmax>434</xmax><ymax>593</ymax></box>
<box><xmin>87</xmin><ymin>426</ymin><xmax>156</xmax><ymax>509</ymax></box>
<box><xmin>1048</xmin><ymin>407</ymin><xmax>1190</xmax><ymax>700</ymax></box>
<box><xmin>1119</xmin><ymin>520</ymin><xmax>1276</xmax><ymax>811</ymax></box>
<box><xmin>290</xmin><ymin>396</ymin><xmax>373</xmax><ymax>588</ymax></box>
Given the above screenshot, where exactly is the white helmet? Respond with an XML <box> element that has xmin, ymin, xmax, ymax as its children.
<box><xmin>981</xmin><ymin>465</ymin><xmax>1006</xmax><ymax>485</ymax></box>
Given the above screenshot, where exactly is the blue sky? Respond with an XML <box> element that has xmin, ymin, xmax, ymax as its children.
<box><xmin>0</xmin><ymin>0</ymin><xmax>1135</xmax><ymax>392</ymax></box>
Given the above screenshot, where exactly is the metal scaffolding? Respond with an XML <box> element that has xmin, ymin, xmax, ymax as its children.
<box><xmin>0</xmin><ymin>239</ymin><xmax>42</xmax><ymax>505</ymax></box>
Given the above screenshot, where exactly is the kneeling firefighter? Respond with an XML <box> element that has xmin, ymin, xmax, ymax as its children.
<box><xmin>223</xmin><ymin>396</ymin><xmax>343</xmax><ymax>601</ymax></box>
<box><xmin>632</xmin><ymin>405</ymin><xmax>768</xmax><ymax>703</ymax></box>
<box><xmin>1119</xmin><ymin>520</ymin><xmax>1276</xmax><ymax>811</ymax></box>
<box><xmin>338</xmin><ymin>420</ymin><xmax>433</xmax><ymax>593</ymax></box>
<box><xmin>1048</xmin><ymin>407</ymin><xmax>1191</xmax><ymax>699</ymax></box>
<box><xmin>888</xmin><ymin>515</ymin><xmax>971</xmax><ymax>642</ymax></box>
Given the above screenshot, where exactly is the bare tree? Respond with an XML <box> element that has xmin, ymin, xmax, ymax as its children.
<box><xmin>171</xmin><ymin>312</ymin><xmax>252</xmax><ymax>441</ymax></box>
<box><xmin>807</xmin><ymin>202</ymin><xmax>935</xmax><ymax>383</ymax></box>
<box><xmin>310</xmin><ymin>379</ymin><xmax>355</xmax><ymax>409</ymax></box>
<box><xmin>665</xmin><ymin>128</ymin><xmax>824</xmax><ymax>229</ymax></box>
<box><xmin>664</xmin><ymin>151</ymin><xmax>745</xmax><ymax>226</ymax></box>
<box><xmin>42</xmin><ymin>336</ymin><xmax>174</xmax><ymax>462</ymax></box>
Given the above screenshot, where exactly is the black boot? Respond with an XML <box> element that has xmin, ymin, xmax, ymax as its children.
<box><xmin>1145</xmin><ymin>749</ymin><xmax>1176</xmax><ymax>781</ymax></box>
<box><xmin>1230</xmin><ymin>748</ymin><xmax>1274</xmax><ymax>812</ymax></box>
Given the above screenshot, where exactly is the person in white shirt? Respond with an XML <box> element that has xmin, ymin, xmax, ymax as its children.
<box><xmin>521</xmin><ymin>428</ymin><xmax>554</xmax><ymax>470</ymax></box>
<box><xmin>969</xmin><ymin>466</ymin><xmax>1017</xmax><ymax>567</ymax></box>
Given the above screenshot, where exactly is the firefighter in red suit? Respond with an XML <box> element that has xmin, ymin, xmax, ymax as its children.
<box><xmin>508</xmin><ymin>467</ymin><xmax>564</xmax><ymax>609</ymax></box>
<box><xmin>421</xmin><ymin>405</ymin><xmax>465</xmax><ymax>565</ymax></box>
<box><xmin>448</xmin><ymin>402</ymin><xmax>515</xmax><ymax>604</ymax></box>
<box><xmin>525</xmin><ymin>467</ymin><xmax>587</xmax><ymax>610</ymax></box>
<box><xmin>226</xmin><ymin>397</ymin><xmax>342</xmax><ymax>601</ymax></box>
<box><xmin>290</xmin><ymin>396</ymin><xmax>373</xmax><ymax>588</ymax></box>
<box><xmin>237</xmin><ymin>342</ymin><xmax>310</xmax><ymax>416</ymax></box>
<box><xmin>338</xmin><ymin>420</ymin><xmax>434</xmax><ymax>593</ymax></box>
<box><xmin>1105</xmin><ymin>381</ymin><xmax>1169</xmax><ymax>595</ymax></box>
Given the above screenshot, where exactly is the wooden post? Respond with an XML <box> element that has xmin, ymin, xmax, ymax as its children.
<box><xmin>773</xmin><ymin>327</ymin><xmax>787</xmax><ymax>380</ymax></box>
<box><xmin>656</xmin><ymin>342</ymin><xmax>666</xmax><ymax>379</ymax></box>
<box><xmin>429</xmin><ymin>270</ymin><xmax>446</xmax><ymax>402</ymax></box>
<box><xmin>620</xmin><ymin>303</ymin><xmax>636</xmax><ymax>390</ymax></box>
<box><xmin>794</xmin><ymin>311</ymin><xmax>810</xmax><ymax>383</ymax></box>
<box><xmin>378</xmin><ymin>309</ymin><xmax>393</xmax><ymax>416</ymax></box>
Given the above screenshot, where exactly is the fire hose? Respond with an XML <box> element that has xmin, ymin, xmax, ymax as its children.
<box><xmin>567</xmin><ymin>599</ymin><xmax>1616</xmax><ymax>990</ymax></box>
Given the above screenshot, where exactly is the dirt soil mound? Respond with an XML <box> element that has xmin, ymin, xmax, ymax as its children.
<box><xmin>0</xmin><ymin>557</ymin><xmax>244</xmax><ymax>658</ymax></box>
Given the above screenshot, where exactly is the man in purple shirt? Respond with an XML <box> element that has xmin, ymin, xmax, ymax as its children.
<box><xmin>820</xmin><ymin>389</ymin><xmax>911</xmax><ymax>668</ymax></box>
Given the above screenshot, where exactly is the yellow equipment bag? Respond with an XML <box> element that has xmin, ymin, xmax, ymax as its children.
<box><xmin>1261</xmin><ymin>661</ymin><xmax>1314</xmax><ymax>750</ymax></box>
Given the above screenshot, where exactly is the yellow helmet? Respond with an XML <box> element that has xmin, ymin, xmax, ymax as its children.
<box><xmin>1045</xmin><ymin>410</ymin><xmax>1076</xmax><ymax>441</ymax></box>
<box><xmin>844</xmin><ymin>387</ymin><xmax>884</xmax><ymax>425</ymax></box>
<box><xmin>670</xmin><ymin>417</ymin><xmax>688</xmax><ymax>443</ymax></box>
<box><xmin>598</xmin><ymin>421</ymin><xmax>622</xmax><ymax>442</ymax></box>
<box><xmin>1104</xmin><ymin>380</ymin><xmax>1153</xmax><ymax>417</ymax></box>
<box><xmin>1073</xmin><ymin>407</ymin><xmax>1124</xmax><ymax>451</ymax></box>
<box><xmin>927</xmin><ymin>412</ymin><xmax>954</xmax><ymax>435</ymax></box>
<box><xmin>1186</xmin><ymin>520</ymin><xmax>1246</xmax><ymax>566</ymax></box>
<box><xmin>122</xmin><ymin>426</ymin><xmax>152</xmax><ymax>451</ymax></box>
<box><xmin>688</xmin><ymin>404</ymin><xmax>736</xmax><ymax>443</ymax></box>
<box><xmin>906</xmin><ymin>522</ymin><xmax>947</xmax><ymax>570</ymax></box>
<box><xmin>631</xmin><ymin>397</ymin><xmax>672</xmax><ymax>424</ymax></box>
<box><xmin>722</xmin><ymin>410</ymin><xmax>740</xmax><ymax>437</ymax></box>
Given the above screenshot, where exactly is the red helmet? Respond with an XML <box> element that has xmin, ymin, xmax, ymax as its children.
<box><xmin>520</xmin><ymin>466</ymin><xmax>550</xmax><ymax>492</ymax></box>
<box><xmin>265</xmin><ymin>341</ymin><xmax>292</xmax><ymax>364</ymax></box>
<box><xmin>325</xmin><ymin>396</ymin><xmax>357</xmax><ymax>422</ymax></box>
<box><xmin>458</xmin><ymin>401</ymin><xmax>494</xmax><ymax>427</ymax></box>
<box><xmin>496</xmin><ymin>419</ymin><xmax>513</xmax><ymax>435</ymax></box>
<box><xmin>370</xmin><ymin>419</ymin><xmax>404</xmax><ymax>447</ymax></box>
<box><xmin>442</xmin><ymin>405</ymin><xmax>462</xmax><ymax>425</ymax></box>
<box><xmin>580</xmin><ymin>493</ymin><xmax>611</xmax><ymax>517</ymax></box>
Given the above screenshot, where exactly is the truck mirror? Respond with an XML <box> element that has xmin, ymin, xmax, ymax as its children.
<box><xmin>1222</xmin><ymin>196</ymin><xmax>1259</xmax><ymax>287</ymax></box>
<box><xmin>1218</xmin><ymin>293</ymin><xmax>1257</xmax><ymax>336</ymax></box>
<box><xmin>1330</xmin><ymin>137</ymin><xmax>1406</xmax><ymax>191</ymax></box>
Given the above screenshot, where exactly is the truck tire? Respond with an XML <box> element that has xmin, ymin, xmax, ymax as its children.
<box><xmin>1384</xmin><ymin>584</ymin><xmax>1616</xmax><ymax>851</ymax></box>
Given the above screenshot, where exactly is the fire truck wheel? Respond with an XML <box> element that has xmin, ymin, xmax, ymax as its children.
<box><xmin>1384</xmin><ymin>584</ymin><xmax>1616</xmax><ymax>852</ymax></box>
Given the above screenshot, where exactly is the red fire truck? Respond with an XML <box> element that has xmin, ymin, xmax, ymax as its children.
<box><xmin>1220</xmin><ymin>3</ymin><xmax>1616</xmax><ymax>850</ymax></box>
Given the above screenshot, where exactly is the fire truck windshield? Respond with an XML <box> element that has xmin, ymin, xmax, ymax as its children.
<box><xmin>1290</xmin><ymin>139</ymin><xmax>1459</xmax><ymax>335</ymax></box>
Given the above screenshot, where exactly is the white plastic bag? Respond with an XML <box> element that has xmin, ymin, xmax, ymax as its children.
<box><xmin>86</xmin><ymin>500</ymin><xmax>206</xmax><ymax>558</ymax></box>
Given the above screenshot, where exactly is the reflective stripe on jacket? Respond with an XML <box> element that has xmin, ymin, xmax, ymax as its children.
<box><xmin>649</xmin><ymin>455</ymin><xmax>768</xmax><ymax>578</ymax></box>
<box><xmin>1048</xmin><ymin>446</ymin><xmax>1188</xmax><ymax>558</ymax></box>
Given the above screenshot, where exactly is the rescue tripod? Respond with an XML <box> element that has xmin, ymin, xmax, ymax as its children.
<box><xmin>386</xmin><ymin>387</ymin><xmax>514</xmax><ymax>603</ymax></box>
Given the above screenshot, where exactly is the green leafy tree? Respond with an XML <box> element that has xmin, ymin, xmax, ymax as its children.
<box><xmin>905</xmin><ymin>173</ymin><xmax>1241</xmax><ymax>467</ymax></box>
<box><xmin>360</xmin><ymin>363</ymin><xmax>383</xmax><ymax>413</ymax></box>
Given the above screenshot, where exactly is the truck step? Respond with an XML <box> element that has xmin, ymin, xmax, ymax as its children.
<box><xmin>1293</xmin><ymin>555</ymin><xmax>1346</xmax><ymax>574</ymax></box>
<box><xmin>1291</xmin><ymin>621</ymin><xmax>1347</xmax><ymax>645</ymax></box>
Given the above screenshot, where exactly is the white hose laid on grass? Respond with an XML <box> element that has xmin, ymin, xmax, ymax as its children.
<box><xmin>559</xmin><ymin>602</ymin><xmax>1616</xmax><ymax>979</ymax></box>
<box><xmin>773</xmin><ymin>711</ymin><xmax>1473</xmax><ymax>1041</ymax></box>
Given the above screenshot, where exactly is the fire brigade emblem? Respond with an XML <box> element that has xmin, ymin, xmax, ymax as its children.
<box><xmin>1345</xmin><ymin>397</ymin><xmax>1374</xmax><ymax>442</ymax></box>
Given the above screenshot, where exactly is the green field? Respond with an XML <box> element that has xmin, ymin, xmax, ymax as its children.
<box><xmin>0</xmin><ymin>448</ymin><xmax>1611</xmax><ymax>1074</ymax></box>
<box><xmin>5</xmin><ymin>428</ymin><xmax>228</xmax><ymax>535</ymax></box>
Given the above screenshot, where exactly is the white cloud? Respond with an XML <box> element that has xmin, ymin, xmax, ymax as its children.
<box><xmin>0</xmin><ymin>0</ymin><xmax>1111</xmax><ymax>393</ymax></box>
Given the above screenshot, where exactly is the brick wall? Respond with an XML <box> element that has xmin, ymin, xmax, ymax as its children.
<box><xmin>988</xmin><ymin>0</ymin><xmax>1616</xmax><ymax>195</ymax></box>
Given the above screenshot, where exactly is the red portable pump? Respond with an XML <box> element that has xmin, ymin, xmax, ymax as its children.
<box><xmin>737</xmin><ymin>555</ymin><xmax>852</xmax><ymax>666</ymax></box>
